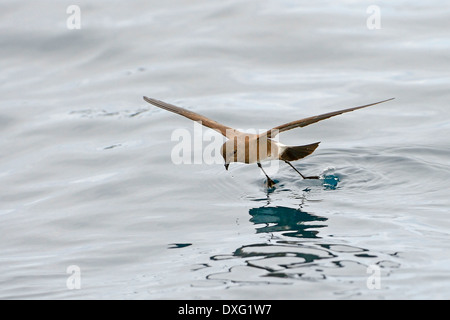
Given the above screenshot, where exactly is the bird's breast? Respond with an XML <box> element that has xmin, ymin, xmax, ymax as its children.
<box><xmin>234</xmin><ymin>137</ymin><xmax>281</xmax><ymax>163</ymax></box>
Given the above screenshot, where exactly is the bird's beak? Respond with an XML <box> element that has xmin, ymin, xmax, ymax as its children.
<box><xmin>224</xmin><ymin>163</ymin><xmax>229</xmax><ymax>171</ymax></box>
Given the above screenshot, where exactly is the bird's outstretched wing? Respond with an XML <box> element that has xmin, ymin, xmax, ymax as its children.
<box><xmin>143</xmin><ymin>97</ymin><xmax>239</xmax><ymax>138</ymax></box>
<box><xmin>261</xmin><ymin>98</ymin><xmax>395</xmax><ymax>139</ymax></box>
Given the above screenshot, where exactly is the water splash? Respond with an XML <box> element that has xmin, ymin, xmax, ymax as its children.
<box><xmin>321</xmin><ymin>167</ymin><xmax>340</xmax><ymax>190</ymax></box>
<box><xmin>323</xmin><ymin>174</ymin><xmax>340</xmax><ymax>190</ymax></box>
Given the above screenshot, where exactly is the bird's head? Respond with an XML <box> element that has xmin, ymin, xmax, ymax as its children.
<box><xmin>221</xmin><ymin>140</ymin><xmax>238</xmax><ymax>171</ymax></box>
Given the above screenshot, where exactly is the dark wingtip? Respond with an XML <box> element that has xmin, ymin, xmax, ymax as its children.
<box><xmin>379</xmin><ymin>97</ymin><xmax>395</xmax><ymax>103</ymax></box>
<box><xmin>143</xmin><ymin>96</ymin><xmax>157</xmax><ymax>104</ymax></box>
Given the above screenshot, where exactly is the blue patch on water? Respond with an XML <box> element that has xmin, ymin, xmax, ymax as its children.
<box><xmin>323</xmin><ymin>174</ymin><xmax>340</xmax><ymax>190</ymax></box>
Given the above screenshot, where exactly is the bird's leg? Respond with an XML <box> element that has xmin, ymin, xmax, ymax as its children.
<box><xmin>284</xmin><ymin>161</ymin><xmax>320</xmax><ymax>179</ymax></box>
<box><xmin>257</xmin><ymin>163</ymin><xmax>276</xmax><ymax>188</ymax></box>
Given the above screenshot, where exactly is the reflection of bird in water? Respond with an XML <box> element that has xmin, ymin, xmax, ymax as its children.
<box><xmin>249</xmin><ymin>206</ymin><xmax>327</xmax><ymax>238</ymax></box>
<box><xmin>206</xmin><ymin>205</ymin><xmax>400</xmax><ymax>285</ymax></box>
<box><xmin>143</xmin><ymin>97</ymin><xmax>394</xmax><ymax>187</ymax></box>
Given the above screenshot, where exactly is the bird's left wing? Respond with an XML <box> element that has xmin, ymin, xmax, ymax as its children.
<box><xmin>143</xmin><ymin>97</ymin><xmax>239</xmax><ymax>138</ymax></box>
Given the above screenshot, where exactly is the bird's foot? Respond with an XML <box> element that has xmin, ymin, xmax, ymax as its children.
<box><xmin>266</xmin><ymin>178</ymin><xmax>277</xmax><ymax>188</ymax></box>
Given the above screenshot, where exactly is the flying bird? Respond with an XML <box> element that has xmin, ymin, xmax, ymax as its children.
<box><xmin>143</xmin><ymin>96</ymin><xmax>394</xmax><ymax>187</ymax></box>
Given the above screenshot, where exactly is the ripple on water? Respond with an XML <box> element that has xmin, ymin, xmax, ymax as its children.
<box><xmin>196</xmin><ymin>203</ymin><xmax>400</xmax><ymax>292</ymax></box>
<box><xmin>189</xmin><ymin>146</ymin><xmax>432</xmax><ymax>293</ymax></box>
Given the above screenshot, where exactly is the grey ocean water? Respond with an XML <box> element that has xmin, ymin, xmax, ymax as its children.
<box><xmin>1</xmin><ymin>0</ymin><xmax>449</xmax><ymax>299</ymax></box>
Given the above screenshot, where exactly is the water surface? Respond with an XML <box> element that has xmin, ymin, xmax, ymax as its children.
<box><xmin>1</xmin><ymin>0</ymin><xmax>449</xmax><ymax>299</ymax></box>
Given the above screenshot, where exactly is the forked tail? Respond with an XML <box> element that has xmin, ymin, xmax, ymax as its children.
<box><xmin>279</xmin><ymin>142</ymin><xmax>320</xmax><ymax>161</ymax></box>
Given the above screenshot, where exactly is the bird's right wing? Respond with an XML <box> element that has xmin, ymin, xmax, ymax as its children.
<box><xmin>143</xmin><ymin>97</ymin><xmax>239</xmax><ymax>138</ymax></box>
<box><xmin>261</xmin><ymin>98</ymin><xmax>395</xmax><ymax>139</ymax></box>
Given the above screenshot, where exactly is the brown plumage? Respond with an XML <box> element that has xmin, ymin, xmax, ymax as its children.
<box><xmin>143</xmin><ymin>96</ymin><xmax>394</xmax><ymax>187</ymax></box>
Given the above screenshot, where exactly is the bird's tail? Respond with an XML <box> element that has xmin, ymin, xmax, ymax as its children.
<box><xmin>279</xmin><ymin>142</ymin><xmax>320</xmax><ymax>161</ymax></box>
